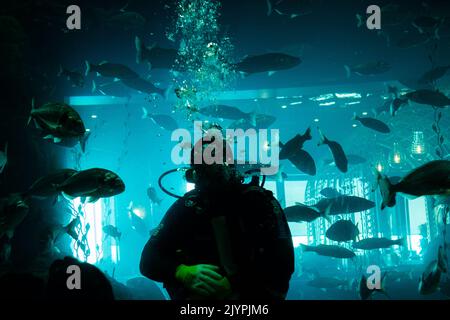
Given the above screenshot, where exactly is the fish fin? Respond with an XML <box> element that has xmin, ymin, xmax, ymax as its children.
<box><xmin>376</xmin><ymin>171</ymin><xmax>395</xmax><ymax>210</ymax></box>
<box><xmin>80</xmin><ymin>131</ymin><xmax>91</xmax><ymax>153</ymax></box>
<box><xmin>266</xmin><ymin>0</ymin><xmax>272</xmax><ymax>16</ymax></box>
<box><xmin>274</xmin><ymin>8</ymin><xmax>283</xmax><ymax>16</ymax></box>
<box><xmin>84</xmin><ymin>61</ymin><xmax>91</xmax><ymax>76</ymax></box>
<box><xmin>91</xmin><ymin>80</ymin><xmax>97</xmax><ymax>93</ymax></box>
<box><xmin>57</xmin><ymin>65</ymin><xmax>64</xmax><ymax>77</ymax></box>
<box><xmin>356</xmin><ymin>14</ymin><xmax>363</xmax><ymax>28</ymax></box>
<box><xmin>142</xmin><ymin>107</ymin><xmax>149</xmax><ymax>119</ymax></box>
<box><xmin>303</xmin><ymin>126</ymin><xmax>312</xmax><ymax>140</ymax></box>
<box><xmin>268</xmin><ymin>71</ymin><xmax>276</xmax><ymax>76</ymax></box>
<box><xmin>344</xmin><ymin>65</ymin><xmax>351</xmax><ymax>79</ymax></box>
<box><xmin>317</xmin><ymin>127</ymin><xmax>327</xmax><ymax>146</ymax></box>
<box><xmin>135</xmin><ymin>36</ymin><xmax>143</xmax><ymax>64</ymax></box>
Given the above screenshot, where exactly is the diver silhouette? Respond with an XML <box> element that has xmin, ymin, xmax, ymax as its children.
<box><xmin>140</xmin><ymin>136</ymin><xmax>294</xmax><ymax>300</ymax></box>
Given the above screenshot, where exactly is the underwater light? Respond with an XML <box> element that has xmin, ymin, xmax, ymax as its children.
<box><xmin>289</xmin><ymin>101</ymin><xmax>302</xmax><ymax>105</ymax></box>
<box><xmin>319</xmin><ymin>101</ymin><xmax>336</xmax><ymax>106</ymax></box>
<box><xmin>86</xmin><ymin>128</ymin><xmax>91</xmax><ymax>132</ymax></box>
<box><xmin>352</xmin><ymin>124</ymin><xmax>357</xmax><ymax>128</ymax></box>
<box><xmin>334</xmin><ymin>92</ymin><xmax>361</xmax><ymax>99</ymax></box>
<box><xmin>362</xmin><ymin>111</ymin><xmax>368</xmax><ymax>115</ymax></box>
<box><xmin>345</xmin><ymin>101</ymin><xmax>361</xmax><ymax>106</ymax></box>
<box><xmin>313</xmin><ymin>118</ymin><xmax>319</xmax><ymax>122</ymax></box>
<box><xmin>91</xmin><ymin>114</ymin><xmax>98</xmax><ymax>119</ymax></box>
<box><xmin>132</xmin><ymin>206</ymin><xmax>146</xmax><ymax>219</ymax></box>
<box><xmin>310</xmin><ymin>93</ymin><xmax>334</xmax><ymax>102</ymax></box>
<box><xmin>411</xmin><ymin>131</ymin><xmax>425</xmax><ymax>156</ymax></box>
<box><xmin>376</xmin><ymin>163</ymin><xmax>383</xmax><ymax>172</ymax></box>
<box><xmin>394</xmin><ymin>154</ymin><xmax>401</xmax><ymax>164</ymax></box>
<box><xmin>281</xmin><ymin>105</ymin><xmax>287</xmax><ymax>109</ymax></box>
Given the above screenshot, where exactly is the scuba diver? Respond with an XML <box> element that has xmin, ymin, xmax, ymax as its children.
<box><xmin>140</xmin><ymin>134</ymin><xmax>294</xmax><ymax>300</ymax></box>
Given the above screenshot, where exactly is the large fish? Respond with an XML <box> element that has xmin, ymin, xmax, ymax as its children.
<box><xmin>419</xmin><ymin>246</ymin><xmax>447</xmax><ymax>295</ymax></box>
<box><xmin>26</xmin><ymin>169</ymin><xmax>78</xmax><ymax>198</ymax></box>
<box><xmin>85</xmin><ymin>61</ymin><xmax>139</xmax><ymax>79</ymax></box>
<box><xmin>54</xmin><ymin>168</ymin><xmax>125</xmax><ymax>203</ymax></box>
<box><xmin>135</xmin><ymin>36</ymin><xmax>178</xmax><ymax>70</ymax></box>
<box><xmin>198</xmin><ymin>105</ymin><xmax>254</xmax><ymax>121</ymax></box>
<box><xmin>122</xmin><ymin>77</ymin><xmax>167</xmax><ymax>97</ymax></box>
<box><xmin>287</xmin><ymin>149</ymin><xmax>316</xmax><ymax>176</ymax></box>
<box><xmin>319</xmin><ymin>187</ymin><xmax>341</xmax><ymax>198</ymax></box>
<box><xmin>284</xmin><ymin>203</ymin><xmax>325</xmax><ymax>223</ymax></box>
<box><xmin>326</xmin><ymin>220</ymin><xmax>359</xmax><ymax>242</ymax></box>
<box><xmin>28</xmin><ymin>100</ymin><xmax>89</xmax><ymax>152</ymax></box>
<box><xmin>315</xmin><ymin>195</ymin><xmax>375</xmax><ymax>215</ymax></box>
<box><xmin>418</xmin><ymin>66</ymin><xmax>450</xmax><ymax>85</ymax></box>
<box><xmin>344</xmin><ymin>61</ymin><xmax>390</xmax><ymax>78</ymax></box>
<box><xmin>374</xmin><ymin>160</ymin><xmax>450</xmax><ymax>209</ymax></box>
<box><xmin>301</xmin><ymin>244</ymin><xmax>355</xmax><ymax>259</ymax></box>
<box><xmin>103</xmin><ymin>225</ymin><xmax>121</xmax><ymax>241</ymax></box>
<box><xmin>234</xmin><ymin>53</ymin><xmax>301</xmax><ymax>75</ymax></box>
<box><xmin>317</xmin><ymin>128</ymin><xmax>348</xmax><ymax>173</ymax></box>
<box><xmin>404</xmin><ymin>89</ymin><xmax>450</xmax><ymax>107</ymax></box>
<box><xmin>0</xmin><ymin>194</ymin><xmax>29</xmax><ymax>239</ymax></box>
<box><xmin>352</xmin><ymin>114</ymin><xmax>390</xmax><ymax>134</ymax></box>
<box><xmin>353</xmin><ymin>237</ymin><xmax>404</xmax><ymax>250</ymax></box>
<box><xmin>279</xmin><ymin>127</ymin><xmax>312</xmax><ymax>160</ymax></box>
<box><xmin>58</xmin><ymin>65</ymin><xmax>84</xmax><ymax>87</ymax></box>
<box><xmin>142</xmin><ymin>108</ymin><xmax>178</xmax><ymax>131</ymax></box>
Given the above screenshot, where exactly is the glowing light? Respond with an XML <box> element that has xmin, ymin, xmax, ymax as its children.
<box><xmin>319</xmin><ymin>101</ymin><xmax>336</xmax><ymax>106</ymax></box>
<box><xmin>275</xmin><ymin>96</ymin><xmax>287</xmax><ymax>99</ymax></box>
<box><xmin>132</xmin><ymin>206</ymin><xmax>146</xmax><ymax>219</ymax></box>
<box><xmin>335</xmin><ymin>92</ymin><xmax>361</xmax><ymax>99</ymax></box>
<box><xmin>376</xmin><ymin>163</ymin><xmax>383</xmax><ymax>172</ymax></box>
<box><xmin>281</xmin><ymin>105</ymin><xmax>287</xmax><ymax>109</ymax></box>
<box><xmin>263</xmin><ymin>141</ymin><xmax>270</xmax><ymax>151</ymax></box>
<box><xmin>86</xmin><ymin>128</ymin><xmax>91</xmax><ymax>132</ymax></box>
<box><xmin>289</xmin><ymin>101</ymin><xmax>302</xmax><ymax>105</ymax></box>
<box><xmin>394</xmin><ymin>154</ymin><xmax>401</xmax><ymax>164</ymax></box>
<box><xmin>186</xmin><ymin>182</ymin><xmax>195</xmax><ymax>191</ymax></box>
<box><xmin>411</xmin><ymin>131</ymin><xmax>425</xmax><ymax>155</ymax></box>
<box><xmin>415</xmin><ymin>145</ymin><xmax>422</xmax><ymax>154</ymax></box>
<box><xmin>91</xmin><ymin>114</ymin><xmax>98</xmax><ymax>119</ymax></box>
<box><xmin>313</xmin><ymin>118</ymin><xmax>319</xmax><ymax>122</ymax></box>
<box><xmin>310</xmin><ymin>93</ymin><xmax>334</xmax><ymax>102</ymax></box>
<box><xmin>362</xmin><ymin>112</ymin><xmax>368</xmax><ymax>115</ymax></box>
<box><xmin>352</xmin><ymin>124</ymin><xmax>357</xmax><ymax>128</ymax></box>
<box><xmin>345</xmin><ymin>101</ymin><xmax>361</xmax><ymax>106</ymax></box>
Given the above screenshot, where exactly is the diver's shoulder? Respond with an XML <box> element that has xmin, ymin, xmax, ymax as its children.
<box><xmin>241</xmin><ymin>184</ymin><xmax>275</xmax><ymax>199</ymax></box>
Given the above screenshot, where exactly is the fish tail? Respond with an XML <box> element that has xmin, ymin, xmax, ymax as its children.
<box><xmin>266</xmin><ymin>0</ymin><xmax>272</xmax><ymax>16</ymax></box>
<box><xmin>162</xmin><ymin>84</ymin><xmax>173</xmax><ymax>100</ymax></box>
<box><xmin>304</xmin><ymin>126</ymin><xmax>312</xmax><ymax>140</ymax></box>
<box><xmin>57</xmin><ymin>65</ymin><xmax>64</xmax><ymax>77</ymax></box>
<box><xmin>356</xmin><ymin>14</ymin><xmax>363</xmax><ymax>28</ymax></box>
<box><xmin>248</xmin><ymin>112</ymin><xmax>257</xmax><ymax>127</ymax></box>
<box><xmin>141</xmin><ymin>107</ymin><xmax>149</xmax><ymax>119</ymax></box>
<box><xmin>344</xmin><ymin>65</ymin><xmax>351</xmax><ymax>79</ymax></box>
<box><xmin>377</xmin><ymin>172</ymin><xmax>396</xmax><ymax>210</ymax></box>
<box><xmin>352</xmin><ymin>112</ymin><xmax>358</xmax><ymax>121</ymax></box>
<box><xmin>300</xmin><ymin>244</ymin><xmax>312</xmax><ymax>252</ymax></box>
<box><xmin>135</xmin><ymin>36</ymin><xmax>144</xmax><ymax>64</ymax></box>
<box><xmin>84</xmin><ymin>60</ymin><xmax>92</xmax><ymax>76</ymax></box>
<box><xmin>317</xmin><ymin>127</ymin><xmax>327</xmax><ymax>146</ymax></box>
<box><xmin>80</xmin><ymin>131</ymin><xmax>91</xmax><ymax>153</ymax></box>
<box><xmin>395</xmin><ymin>237</ymin><xmax>406</xmax><ymax>247</ymax></box>
<box><xmin>91</xmin><ymin>80</ymin><xmax>97</xmax><ymax>93</ymax></box>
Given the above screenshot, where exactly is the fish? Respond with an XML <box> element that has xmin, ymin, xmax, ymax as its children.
<box><xmin>28</xmin><ymin>100</ymin><xmax>89</xmax><ymax>152</ymax></box>
<box><xmin>142</xmin><ymin>108</ymin><xmax>178</xmax><ymax>131</ymax></box>
<box><xmin>344</xmin><ymin>61</ymin><xmax>390</xmax><ymax>78</ymax></box>
<box><xmin>301</xmin><ymin>244</ymin><xmax>356</xmax><ymax>259</ymax></box>
<box><xmin>266</xmin><ymin>0</ymin><xmax>313</xmax><ymax>19</ymax></box>
<box><xmin>57</xmin><ymin>65</ymin><xmax>84</xmax><ymax>87</ymax></box>
<box><xmin>26</xmin><ymin>169</ymin><xmax>78</xmax><ymax>198</ymax></box>
<box><xmin>287</xmin><ymin>149</ymin><xmax>316</xmax><ymax>176</ymax></box>
<box><xmin>85</xmin><ymin>61</ymin><xmax>139</xmax><ymax>79</ymax></box>
<box><xmin>105</xmin><ymin>9</ymin><xmax>146</xmax><ymax>31</ymax></box>
<box><xmin>234</xmin><ymin>53</ymin><xmax>301</xmax><ymax>76</ymax></box>
<box><xmin>284</xmin><ymin>203</ymin><xmax>327</xmax><ymax>223</ymax></box>
<box><xmin>395</xmin><ymin>32</ymin><xmax>431</xmax><ymax>49</ymax></box>
<box><xmin>279</xmin><ymin>127</ymin><xmax>312</xmax><ymax>160</ymax></box>
<box><xmin>359</xmin><ymin>273</ymin><xmax>388</xmax><ymax>300</ymax></box>
<box><xmin>228</xmin><ymin>114</ymin><xmax>276</xmax><ymax>130</ymax></box>
<box><xmin>54</xmin><ymin>168</ymin><xmax>125</xmax><ymax>203</ymax></box>
<box><xmin>419</xmin><ymin>245</ymin><xmax>447</xmax><ymax>295</ymax></box>
<box><xmin>135</xmin><ymin>36</ymin><xmax>178</xmax><ymax>70</ymax></box>
<box><xmin>103</xmin><ymin>225</ymin><xmax>121</xmax><ymax>241</ymax></box>
<box><xmin>418</xmin><ymin>66</ymin><xmax>450</xmax><ymax>85</ymax></box>
<box><xmin>374</xmin><ymin>160</ymin><xmax>450</xmax><ymax>209</ymax></box>
<box><xmin>352</xmin><ymin>113</ymin><xmax>390</xmax><ymax>134</ymax></box>
<box><xmin>147</xmin><ymin>186</ymin><xmax>162</xmax><ymax>205</ymax></box>
<box><xmin>390</xmin><ymin>97</ymin><xmax>409</xmax><ymax>116</ymax></box>
<box><xmin>198</xmin><ymin>105</ymin><xmax>255</xmax><ymax>122</ymax></box>
<box><xmin>0</xmin><ymin>193</ymin><xmax>29</xmax><ymax>239</ymax></box>
<box><xmin>324</xmin><ymin>154</ymin><xmax>366</xmax><ymax>166</ymax></box>
<box><xmin>404</xmin><ymin>89</ymin><xmax>450</xmax><ymax>107</ymax></box>
<box><xmin>307</xmin><ymin>277</ymin><xmax>349</xmax><ymax>290</ymax></box>
<box><xmin>317</xmin><ymin>128</ymin><xmax>348</xmax><ymax>173</ymax></box>
<box><xmin>0</xmin><ymin>142</ymin><xmax>7</xmax><ymax>174</ymax></box>
<box><xmin>353</xmin><ymin>237</ymin><xmax>404</xmax><ymax>250</ymax></box>
<box><xmin>326</xmin><ymin>220</ymin><xmax>360</xmax><ymax>242</ymax></box>
<box><xmin>122</xmin><ymin>77</ymin><xmax>167</xmax><ymax>97</ymax></box>
<box><xmin>315</xmin><ymin>195</ymin><xmax>375</xmax><ymax>215</ymax></box>
<box><xmin>91</xmin><ymin>80</ymin><xmax>132</xmax><ymax>98</ymax></box>
<box><xmin>319</xmin><ymin>187</ymin><xmax>341</xmax><ymax>198</ymax></box>
<box><xmin>412</xmin><ymin>16</ymin><xmax>443</xmax><ymax>37</ymax></box>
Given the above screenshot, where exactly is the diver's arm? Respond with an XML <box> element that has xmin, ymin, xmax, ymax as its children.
<box><xmin>139</xmin><ymin>201</ymin><xmax>185</xmax><ymax>283</ymax></box>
